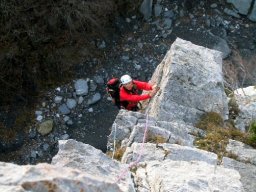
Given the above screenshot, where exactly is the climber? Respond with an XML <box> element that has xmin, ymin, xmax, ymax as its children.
<box><xmin>119</xmin><ymin>74</ymin><xmax>159</xmax><ymax>111</ymax></box>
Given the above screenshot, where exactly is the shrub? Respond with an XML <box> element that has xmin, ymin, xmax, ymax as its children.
<box><xmin>147</xmin><ymin>135</ymin><xmax>166</xmax><ymax>144</ymax></box>
<box><xmin>228</xmin><ymin>97</ymin><xmax>240</xmax><ymax>119</ymax></box>
<box><xmin>196</xmin><ymin>112</ymin><xmax>223</xmax><ymax>130</ymax></box>
<box><xmin>246</xmin><ymin>121</ymin><xmax>256</xmax><ymax>147</ymax></box>
<box><xmin>195</xmin><ymin>112</ymin><xmax>249</xmax><ymax>159</ymax></box>
<box><xmin>106</xmin><ymin>145</ymin><xmax>126</xmax><ymax>161</ymax></box>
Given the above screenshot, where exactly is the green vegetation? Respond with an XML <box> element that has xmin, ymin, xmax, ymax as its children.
<box><xmin>247</xmin><ymin>121</ymin><xmax>256</xmax><ymax>147</ymax></box>
<box><xmin>195</xmin><ymin>112</ymin><xmax>255</xmax><ymax>159</ymax></box>
<box><xmin>228</xmin><ymin>96</ymin><xmax>240</xmax><ymax>120</ymax></box>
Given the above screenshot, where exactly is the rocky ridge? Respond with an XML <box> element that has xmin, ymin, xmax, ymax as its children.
<box><xmin>1</xmin><ymin>0</ymin><xmax>256</xmax><ymax>174</ymax></box>
<box><xmin>1</xmin><ymin>38</ymin><xmax>256</xmax><ymax>192</ymax></box>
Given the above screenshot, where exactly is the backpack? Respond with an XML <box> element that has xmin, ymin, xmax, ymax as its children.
<box><xmin>106</xmin><ymin>78</ymin><xmax>125</xmax><ymax>109</ymax></box>
<box><xmin>106</xmin><ymin>78</ymin><xmax>138</xmax><ymax>110</ymax></box>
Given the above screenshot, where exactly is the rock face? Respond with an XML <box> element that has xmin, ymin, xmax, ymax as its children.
<box><xmin>0</xmin><ymin>162</ymin><xmax>122</xmax><ymax>192</ymax></box>
<box><xmin>145</xmin><ymin>38</ymin><xmax>228</xmax><ymax>125</ymax></box>
<box><xmin>52</xmin><ymin>139</ymin><xmax>135</xmax><ymax>192</ymax></box>
<box><xmin>1</xmin><ymin>38</ymin><xmax>256</xmax><ymax>192</ymax></box>
<box><xmin>226</xmin><ymin>0</ymin><xmax>256</xmax><ymax>21</ymax></box>
<box><xmin>222</xmin><ymin>157</ymin><xmax>256</xmax><ymax>192</ymax></box>
<box><xmin>226</xmin><ymin>139</ymin><xmax>256</xmax><ymax>165</ymax></box>
<box><xmin>233</xmin><ymin>86</ymin><xmax>256</xmax><ymax>132</ymax></box>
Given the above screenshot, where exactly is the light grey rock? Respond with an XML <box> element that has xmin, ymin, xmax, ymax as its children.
<box><xmin>78</xmin><ymin>96</ymin><xmax>84</xmax><ymax>104</ymax></box>
<box><xmin>127</xmin><ymin>124</ymin><xmax>171</xmax><ymax>146</ymax></box>
<box><xmin>248</xmin><ymin>1</ymin><xmax>256</xmax><ymax>21</ymax></box>
<box><xmin>61</xmin><ymin>133</ymin><xmax>69</xmax><ymax>140</ymax></box>
<box><xmin>227</xmin><ymin>0</ymin><xmax>252</xmax><ymax>15</ymax></box>
<box><xmin>108</xmin><ymin>110</ymin><xmax>153</xmax><ymax>145</ymax></box>
<box><xmin>54</xmin><ymin>96</ymin><xmax>63</xmax><ymax>104</ymax></box>
<box><xmin>140</xmin><ymin>0</ymin><xmax>153</xmax><ymax>20</ymax></box>
<box><xmin>121</xmin><ymin>55</ymin><xmax>130</xmax><ymax>60</ymax></box>
<box><xmin>43</xmin><ymin>143</ymin><xmax>49</xmax><ymax>151</ymax></box>
<box><xmin>67</xmin><ymin>120</ymin><xmax>73</xmax><ymax>125</ymax></box>
<box><xmin>87</xmin><ymin>93</ymin><xmax>101</xmax><ymax>105</ymax></box>
<box><xmin>156</xmin><ymin>120</ymin><xmax>204</xmax><ymax>146</ymax></box>
<box><xmin>138</xmin><ymin>42</ymin><xmax>143</xmax><ymax>49</ymax></box>
<box><xmin>163</xmin><ymin>18</ymin><xmax>172</xmax><ymax>29</ymax></box>
<box><xmin>210</xmin><ymin>3</ymin><xmax>218</xmax><ymax>8</ymax></box>
<box><xmin>63</xmin><ymin>116</ymin><xmax>70</xmax><ymax>122</ymax></box>
<box><xmin>35</xmin><ymin>111</ymin><xmax>43</xmax><ymax>115</ymax></box>
<box><xmin>30</xmin><ymin>150</ymin><xmax>37</xmax><ymax>158</ymax></box>
<box><xmin>37</xmin><ymin>119</ymin><xmax>53</xmax><ymax>135</ymax></box>
<box><xmin>146</xmin><ymin>38</ymin><xmax>228</xmax><ymax>125</ymax></box>
<box><xmin>88</xmin><ymin>107</ymin><xmax>93</xmax><ymax>112</ymax></box>
<box><xmin>122</xmin><ymin>143</ymin><xmax>217</xmax><ymax>165</ymax></box>
<box><xmin>0</xmin><ymin>162</ymin><xmax>122</xmax><ymax>192</ymax></box>
<box><xmin>134</xmin><ymin>160</ymin><xmax>244</xmax><ymax>192</ymax></box>
<box><xmin>36</xmin><ymin>115</ymin><xmax>43</xmax><ymax>121</ymax></box>
<box><xmin>51</xmin><ymin>139</ymin><xmax>135</xmax><ymax>192</ymax></box>
<box><xmin>222</xmin><ymin>157</ymin><xmax>256</xmax><ymax>192</ymax></box>
<box><xmin>154</xmin><ymin>4</ymin><xmax>162</xmax><ymax>17</ymax></box>
<box><xmin>29</xmin><ymin>128</ymin><xmax>37</xmax><ymax>139</ymax></box>
<box><xmin>224</xmin><ymin>8</ymin><xmax>241</xmax><ymax>18</ymax></box>
<box><xmin>94</xmin><ymin>75</ymin><xmax>104</xmax><ymax>84</ymax></box>
<box><xmin>210</xmin><ymin>32</ymin><xmax>231</xmax><ymax>58</ymax></box>
<box><xmin>89</xmin><ymin>80</ymin><xmax>97</xmax><ymax>92</ymax></box>
<box><xmin>66</xmin><ymin>98</ymin><xmax>77</xmax><ymax>109</ymax></box>
<box><xmin>226</xmin><ymin>139</ymin><xmax>256</xmax><ymax>165</ymax></box>
<box><xmin>233</xmin><ymin>86</ymin><xmax>256</xmax><ymax>132</ymax></box>
<box><xmin>74</xmin><ymin>79</ymin><xmax>88</xmax><ymax>95</ymax></box>
<box><xmin>164</xmin><ymin>10</ymin><xmax>174</xmax><ymax>18</ymax></box>
<box><xmin>58</xmin><ymin>103</ymin><xmax>70</xmax><ymax>115</ymax></box>
<box><xmin>98</xmin><ymin>40</ymin><xmax>106</xmax><ymax>49</ymax></box>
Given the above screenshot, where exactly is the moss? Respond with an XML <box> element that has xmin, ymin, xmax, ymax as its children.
<box><xmin>106</xmin><ymin>145</ymin><xmax>126</xmax><ymax>161</ymax></box>
<box><xmin>246</xmin><ymin>121</ymin><xmax>256</xmax><ymax>147</ymax></box>
<box><xmin>196</xmin><ymin>112</ymin><xmax>224</xmax><ymax>130</ymax></box>
<box><xmin>224</xmin><ymin>87</ymin><xmax>233</xmax><ymax>97</ymax></box>
<box><xmin>228</xmin><ymin>97</ymin><xmax>240</xmax><ymax>119</ymax></box>
<box><xmin>147</xmin><ymin>135</ymin><xmax>166</xmax><ymax>144</ymax></box>
<box><xmin>249</xmin><ymin>121</ymin><xmax>256</xmax><ymax>134</ymax></box>
<box><xmin>225</xmin><ymin>151</ymin><xmax>239</xmax><ymax>160</ymax></box>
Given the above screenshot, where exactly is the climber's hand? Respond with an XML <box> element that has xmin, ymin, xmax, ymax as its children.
<box><xmin>149</xmin><ymin>87</ymin><xmax>159</xmax><ymax>97</ymax></box>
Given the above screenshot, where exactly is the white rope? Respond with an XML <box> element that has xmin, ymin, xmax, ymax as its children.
<box><xmin>112</xmin><ymin>123</ymin><xmax>117</xmax><ymax>159</ymax></box>
<box><xmin>116</xmin><ymin>113</ymin><xmax>149</xmax><ymax>182</ymax></box>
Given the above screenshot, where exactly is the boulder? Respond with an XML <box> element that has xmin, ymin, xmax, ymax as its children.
<box><xmin>37</xmin><ymin>119</ymin><xmax>53</xmax><ymax>135</ymax></box>
<box><xmin>0</xmin><ymin>162</ymin><xmax>121</xmax><ymax>192</ymax></box>
<box><xmin>146</xmin><ymin>38</ymin><xmax>228</xmax><ymax>125</ymax></box>
<box><xmin>51</xmin><ymin>139</ymin><xmax>135</xmax><ymax>192</ymax></box>
<box><xmin>233</xmin><ymin>86</ymin><xmax>256</xmax><ymax>132</ymax></box>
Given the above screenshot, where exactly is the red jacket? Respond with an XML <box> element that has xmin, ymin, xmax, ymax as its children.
<box><xmin>119</xmin><ymin>80</ymin><xmax>153</xmax><ymax>110</ymax></box>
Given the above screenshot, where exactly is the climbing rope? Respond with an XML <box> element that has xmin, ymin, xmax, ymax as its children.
<box><xmin>112</xmin><ymin>123</ymin><xmax>117</xmax><ymax>159</ymax></box>
<box><xmin>116</xmin><ymin>113</ymin><xmax>149</xmax><ymax>182</ymax></box>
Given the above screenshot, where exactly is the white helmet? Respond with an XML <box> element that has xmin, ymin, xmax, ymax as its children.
<box><xmin>120</xmin><ymin>74</ymin><xmax>132</xmax><ymax>84</ymax></box>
